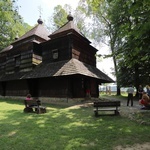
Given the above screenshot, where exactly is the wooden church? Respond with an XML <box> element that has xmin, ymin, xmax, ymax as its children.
<box><xmin>0</xmin><ymin>14</ymin><xmax>113</xmax><ymax>102</ymax></box>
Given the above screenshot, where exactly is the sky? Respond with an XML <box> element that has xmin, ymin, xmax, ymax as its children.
<box><xmin>17</xmin><ymin>0</ymin><xmax>79</xmax><ymax>26</ymax></box>
<box><xmin>16</xmin><ymin>0</ymin><xmax>115</xmax><ymax>80</ymax></box>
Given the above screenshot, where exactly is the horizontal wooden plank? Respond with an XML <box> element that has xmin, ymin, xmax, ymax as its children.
<box><xmin>94</xmin><ymin>108</ymin><xmax>117</xmax><ymax>111</ymax></box>
<box><xmin>31</xmin><ymin>105</ymin><xmax>46</xmax><ymax>108</ymax></box>
<box><xmin>94</xmin><ymin>101</ymin><xmax>120</xmax><ymax>107</ymax></box>
<box><xmin>94</xmin><ymin>104</ymin><xmax>120</xmax><ymax>107</ymax></box>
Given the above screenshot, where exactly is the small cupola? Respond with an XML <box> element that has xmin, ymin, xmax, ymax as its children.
<box><xmin>67</xmin><ymin>13</ymin><xmax>73</xmax><ymax>21</ymax></box>
<box><xmin>37</xmin><ymin>16</ymin><xmax>43</xmax><ymax>24</ymax></box>
<box><xmin>15</xmin><ymin>32</ymin><xmax>19</xmax><ymax>40</ymax></box>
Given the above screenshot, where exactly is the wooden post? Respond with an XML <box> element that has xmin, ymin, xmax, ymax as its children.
<box><xmin>109</xmin><ymin>86</ymin><xmax>111</xmax><ymax>95</ymax></box>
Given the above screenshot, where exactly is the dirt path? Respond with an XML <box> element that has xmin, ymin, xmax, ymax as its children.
<box><xmin>114</xmin><ymin>142</ymin><xmax>150</xmax><ymax>150</ymax></box>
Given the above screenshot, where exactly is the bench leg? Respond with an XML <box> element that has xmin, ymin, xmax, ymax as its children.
<box><xmin>36</xmin><ymin>107</ymin><xmax>46</xmax><ymax>114</ymax></box>
<box><xmin>115</xmin><ymin>110</ymin><xmax>119</xmax><ymax>115</ymax></box>
<box><xmin>94</xmin><ymin>110</ymin><xmax>98</xmax><ymax>117</ymax></box>
<box><xmin>24</xmin><ymin>107</ymin><xmax>33</xmax><ymax>113</ymax></box>
<box><xmin>36</xmin><ymin>108</ymin><xmax>41</xmax><ymax>114</ymax></box>
<box><xmin>42</xmin><ymin>108</ymin><xmax>46</xmax><ymax>113</ymax></box>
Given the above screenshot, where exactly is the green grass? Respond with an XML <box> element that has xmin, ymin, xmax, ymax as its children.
<box><xmin>0</xmin><ymin>98</ymin><xmax>150</xmax><ymax>150</ymax></box>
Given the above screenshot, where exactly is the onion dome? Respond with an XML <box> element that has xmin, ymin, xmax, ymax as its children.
<box><xmin>37</xmin><ymin>17</ymin><xmax>43</xmax><ymax>24</ymax></box>
<box><xmin>67</xmin><ymin>13</ymin><xmax>73</xmax><ymax>21</ymax></box>
<box><xmin>15</xmin><ymin>32</ymin><xmax>19</xmax><ymax>40</ymax></box>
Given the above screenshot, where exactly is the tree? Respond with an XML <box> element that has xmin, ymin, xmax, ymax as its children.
<box><xmin>76</xmin><ymin>0</ymin><xmax>122</xmax><ymax>94</ymax></box>
<box><xmin>0</xmin><ymin>0</ymin><xmax>31</xmax><ymax>51</ymax></box>
<box><xmin>77</xmin><ymin>0</ymin><xmax>150</xmax><ymax>96</ymax></box>
<box><xmin>47</xmin><ymin>5</ymin><xmax>71</xmax><ymax>32</ymax></box>
<box><xmin>111</xmin><ymin>0</ymin><xmax>150</xmax><ymax>95</ymax></box>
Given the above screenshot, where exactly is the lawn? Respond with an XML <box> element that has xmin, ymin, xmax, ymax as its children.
<box><xmin>0</xmin><ymin>98</ymin><xmax>150</xmax><ymax>150</ymax></box>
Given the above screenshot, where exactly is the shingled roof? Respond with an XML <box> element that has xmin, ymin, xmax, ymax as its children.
<box><xmin>49</xmin><ymin>14</ymin><xmax>90</xmax><ymax>43</ymax></box>
<box><xmin>0</xmin><ymin>72</ymin><xmax>26</xmax><ymax>81</ymax></box>
<box><xmin>0</xmin><ymin>60</ymin><xmax>113</xmax><ymax>83</ymax></box>
<box><xmin>13</xmin><ymin>20</ymin><xmax>50</xmax><ymax>44</ymax></box>
<box><xmin>0</xmin><ymin>45</ymin><xmax>13</xmax><ymax>53</ymax></box>
<box><xmin>23</xmin><ymin>58</ymin><xmax>114</xmax><ymax>83</ymax></box>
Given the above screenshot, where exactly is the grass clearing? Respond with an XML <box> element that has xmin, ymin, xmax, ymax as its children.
<box><xmin>0</xmin><ymin>98</ymin><xmax>150</xmax><ymax>150</ymax></box>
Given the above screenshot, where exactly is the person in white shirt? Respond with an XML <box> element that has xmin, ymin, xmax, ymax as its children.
<box><xmin>127</xmin><ymin>85</ymin><xmax>134</xmax><ymax>106</ymax></box>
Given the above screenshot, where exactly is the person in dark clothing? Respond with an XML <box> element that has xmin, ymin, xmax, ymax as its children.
<box><xmin>127</xmin><ymin>85</ymin><xmax>134</xmax><ymax>106</ymax></box>
<box><xmin>146</xmin><ymin>85</ymin><xmax>150</xmax><ymax>97</ymax></box>
<box><xmin>138</xmin><ymin>85</ymin><xmax>144</xmax><ymax>99</ymax></box>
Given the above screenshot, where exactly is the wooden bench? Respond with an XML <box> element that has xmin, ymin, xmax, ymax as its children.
<box><xmin>24</xmin><ymin>99</ymin><xmax>46</xmax><ymax>114</ymax></box>
<box><xmin>93</xmin><ymin>101</ymin><xmax>120</xmax><ymax>117</ymax></box>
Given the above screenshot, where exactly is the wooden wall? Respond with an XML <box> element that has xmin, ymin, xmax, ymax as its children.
<box><xmin>69</xmin><ymin>76</ymin><xmax>85</xmax><ymax>98</ymax></box>
<box><xmin>2</xmin><ymin>43</ymin><xmax>33</xmax><ymax>74</ymax></box>
<box><xmin>5</xmin><ymin>80</ymin><xmax>29</xmax><ymax>96</ymax></box>
<box><xmin>42</xmin><ymin>34</ymin><xmax>97</xmax><ymax>67</ymax></box>
<box><xmin>0</xmin><ymin>76</ymin><xmax>99</xmax><ymax>98</ymax></box>
<box><xmin>37</xmin><ymin>76</ymin><xmax>99</xmax><ymax>98</ymax></box>
<box><xmin>37</xmin><ymin>76</ymin><xmax>98</xmax><ymax>98</ymax></box>
<box><xmin>38</xmin><ymin>77</ymin><xmax>69</xmax><ymax>97</ymax></box>
<box><xmin>0</xmin><ymin>55</ymin><xmax>6</xmax><ymax>74</ymax></box>
<box><xmin>72</xmin><ymin>36</ymin><xmax>97</xmax><ymax>66</ymax></box>
<box><xmin>42</xmin><ymin>36</ymin><xmax>71</xmax><ymax>63</ymax></box>
<box><xmin>90</xmin><ymin>78</ymin><xmax>99</xmax><ymax>97</ymax></box>
<box><xmin>0</xmin><ymin>41</ymin><xmax>43</xmax><ymax>74</ymax></box>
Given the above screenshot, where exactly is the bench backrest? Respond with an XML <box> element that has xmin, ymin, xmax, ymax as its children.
<box><xmin>94</xmin><ymin>101</ymin><xmax>120</xmax><ymax>107</ymax></box>
<box><xmin>24</xmin><ymin>100</ymin><xmax>38</xmax><ymax>107</ymax></box>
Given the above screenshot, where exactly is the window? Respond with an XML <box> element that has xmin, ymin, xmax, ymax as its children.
<box><xmin>15</xmin><ymin>55</ymin><xmax>21</xmax><ymax>67</ymax></box>
<box><xmin>52</xmin><ymin>49</ymin><xmax>58</xmax><ymax>60</ymax></box>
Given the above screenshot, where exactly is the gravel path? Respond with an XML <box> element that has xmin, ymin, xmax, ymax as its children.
<box><xmin>104</xmin><ymin>96</ymin><xmax>148</xmax><ymax>115</ymax></box>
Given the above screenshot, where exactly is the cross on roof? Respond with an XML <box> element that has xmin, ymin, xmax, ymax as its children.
<box><xmin>38</xmin><ymin>6</ymin><xmax>43</xmax><ymax>19</ymax></box>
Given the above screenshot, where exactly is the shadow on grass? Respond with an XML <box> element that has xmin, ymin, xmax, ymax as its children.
<box><xmin>0</xmin><ymin>99</ymin><xmax>150</xmax><ymax>150</ymax></box>
<box><xmin>0</xmin><ymin>98</ymin><xmax>92</xmax><ymax>109</ymax></box>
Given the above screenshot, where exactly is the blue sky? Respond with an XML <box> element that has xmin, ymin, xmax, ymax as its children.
<box><xmin>17</xmin><ymin>0</ymin><xmax>79</xmax><ymax>26</ymax></box>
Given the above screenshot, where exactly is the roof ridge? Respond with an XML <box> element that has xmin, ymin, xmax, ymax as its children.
<box><xmin>71</xmin><ymin>58</ymin><xmax>80</xmax><ymax>73</ymax></box>
<box><xmin>49</xmin><ymin>20</ymin><xmax>86</xmax><ymax>39</ymax></box>
<box><xmin>12</xmin><ymin>24</ymin><xmax>50</xmax><ymax>44</ymax></box>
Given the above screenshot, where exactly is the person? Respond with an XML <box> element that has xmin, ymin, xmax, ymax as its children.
<box><xmin>26</xmin><ymin>94</ymin><xmax>32</xmax><ymax>100</ymax></box>
<box><xmin>24</xmin><ymin>94</ymin><xmax>31</xmax><ymax>108</ymax></box>
<box><xmin>138</xmin><ymin>85</ymin><xmax>144</xmax><ymax>99</ymax></box>
<box><xmin>127</xmin><ymin>85</ymin><xmax>134</xmax><ymax>106</ymax></box>
<box><xmin>139</xmin><ymin>92</ymin><xmax>150</xmax><ymax>109</ymax></box>
<box><xmin>86</xmin><ymin>89</ymin><xmax>91</xmax><ymax>98</ymax></box>
<box><xmin>146</xmin><ymin>85</ymin><xmax>150</xmax><ymax>97</ymax></box>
